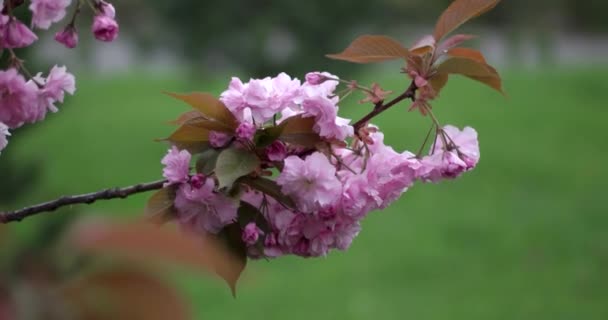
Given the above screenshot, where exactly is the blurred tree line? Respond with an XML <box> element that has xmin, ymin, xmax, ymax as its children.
<box><xmin>113</xmin><ymin>0</ymin><xmax>608</xmax><ymax>76</ymax></box>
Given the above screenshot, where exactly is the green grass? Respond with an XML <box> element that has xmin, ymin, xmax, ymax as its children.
<box><xmin>5</xmin><ymin>67</ymin><xmax>608</xmax><ymax>319</ymax></box>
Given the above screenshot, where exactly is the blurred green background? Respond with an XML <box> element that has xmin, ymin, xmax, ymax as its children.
<box><xmin>3</xmin><ymin>0</ymin><xmax>608</xmax><ymax>319</ymax></box>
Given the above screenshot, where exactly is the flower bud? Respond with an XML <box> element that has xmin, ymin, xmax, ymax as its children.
<box><xmin>305</xmin><ymin>72</ymin><xmax>328</xmax><ymax>85</ymax></box>
<box><xmin>242</xmin><ymin>222</ymin><xmax>264</xmax><ymax>246</ymax></box>
<box><xmin>92</xmin><ymin>15</ymin><xmax>118</xmax><ymax>42</ymax></box>
<box><xmin>54</xmin><ymin>26</ymin><xmax>78</xmax><ymax>48</ymax></box>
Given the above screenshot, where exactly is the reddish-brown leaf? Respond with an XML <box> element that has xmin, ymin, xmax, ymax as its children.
<box><xmin>62</xmin><ymin>268</ymin><xmax>191</xmax><ymax>320</ymax></box>
<box><xmin>437</xmin><ymin>57</ymin><xmax>503</xmax><ymax>94</ymax></box>
<box><xmin>447</xmin><ymin>47</ymin><xmax>487</xmax><ymax>63</ymax></box>
<box><xmin>168</xmin><ymin>110</ymin><xmax>204</xmax><ymax>126</ymax></box>
<box><xmin>278</xmin><ymin>115</ymin><xmax>323</xmax><ymax>147</ymax></box>
<box><xmin>144</xmin><ymin>187</ymin><xmax>176</xmax><ymax>225</ymax></box>
<box><xmin>164</xmin><ymin>92</ymin><xmax>238</xmax><ymax>130</ymax></box>
<box><xmin>69</xmin><ymin>221</ymin><xmax>246</xmax><ymax>295</ymax></box>
<box><xmin>326</xmin><ymin>35</ymin><xmax>410</xmax><ymax>64</ymax></box>
<box><xmin>436</xmin><ymin>34</ymin><xmax>476</xmax><ymax>54</ymax></box>
<box><xmin>410</xmin><ymin>35</ymin><xmax>436</xmax><ymax>56</ymax></box>
<box><xmin>429</xmin><ymin>73</ymin><xmax>449</xmax><ymax>95</ymax></box>
<box><xmin>165</xmin><ymin>123</ymin><xmax>211</xmax><ymax>143</ymax></box>
<box><xmin>434</xmin><ymin>0</ymin><xmax>501</xmax><ymax>41</ymax></box>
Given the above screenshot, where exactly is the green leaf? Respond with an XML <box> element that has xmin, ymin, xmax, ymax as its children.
<box><xmin>144</xmin><ymin>187</ymin><xmax>177</xmax><ymax>225</ymax></box>
<box><xmin>239</xmin><ymin>176</ymin><xmax>296</xmax><ymax>209</ymax></box>
<box><xmin>216</xmin><ymin>223</ymin><xmax>247</xmax><ymax>297</ymax></box>
<box><xmin>278</xmin><ymin>115</ymin><xmax>323</xmax><ymax>147</ymax></box>
<box><xmin>196</xmin><ymin>148</ymin><xmax>221</xmax><ymax>175</ymax></box>
<box><xmin>215</xmin><ymin>147</ymin><xmax>260</xmax><ymax>189</ymax></box>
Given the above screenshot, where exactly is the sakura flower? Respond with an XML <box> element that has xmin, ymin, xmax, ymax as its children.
<box><xmin>98</xmin><ymin>0</ymin><xmax>116</xmax><ymax>18</ymax></box>
<box><xmin>0</xmin><ymin>17</ymin><xmax>38</xmax><ymax>48</ymax></box>
<box><xmin>161</xmin><ymin>146</ymin><xmax>191</xmax><ymax>185</ymax></box>
<box><xmin>235</xmin><ymin>122</ymin><xmax>256</xmax><ymax>142</ymax></box>
<box><xmin>265</xmin><ymin>141</ymin><xmax>287</xmax><ymax>162</ymax></box>
<box><xmin>174</xmin><ymin>178</ymin><xmax>238</xmax><ymax>234</ymax></box>
<box><xmin>434</xmin><ymin>125</ymin><xmax>480</xmax><ymax>169</ymax></box>
<box><xmin>277</xmin><ymin>152</ymin><xmax>341</xmax><ymax>213</ymax></box>
<box><xmin>29</xmin><ymin>0</ymin><xmax>71</xmax><ymax>30</ymax></box>
<box><xmin>54</xmin><ymin>26</ymin><xmax>78</xmax><ymax>48</ymax></box>
<box><xmin>0</xmin><ymin>69</ymin><xmax>40</xmax><ymax>128</ymax></box>
<box><xmin>242</xmin><ymin>222</ymin><xmax>264</xmax><ymax>246</ymax></box>
<box><xmin>34</xmin><ymin>65</ymin><xmax>76</xmax><ymax>113</ymax></box>
<box><xmin>92</xmin><ymin>14</ymin><xmax>118</xmax><ymax>42</ymax></box>
<box><xmin>209</xmin><ymin>131</ymin><xmax>232</xmax><ymax>148</ymax></box>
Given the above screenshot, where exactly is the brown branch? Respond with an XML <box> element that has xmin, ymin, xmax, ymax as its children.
<box><xmin>0</xmin><ymin>179</ymin><xmax>167</xmax><ymax>224</ymax></box>
<box><xmin>1</xmin><ymin>80</ymin><xmax>417</xmax><ymax>225</ymax></box>
<box><xmin>352</xmin><ymin>80</ymin><xmax>418</xmax><ymax>134</ymax></box>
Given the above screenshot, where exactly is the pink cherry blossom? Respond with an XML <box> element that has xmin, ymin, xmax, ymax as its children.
<box><xmin>92</xmin><ymin>15</ymin><xmax>118</xmax><ymax>42</ymax></box>
<box><xmin>0</xmin><ymin>17</ymin><xmax>38</xmax><ymax>48</ymax></box>
<box><xmin>0</xmin><ymin>122</ymin><xmax>10</xmax><ymax>154</ymax></box>
<box><xmin>242</xmin><ymin>222</ymin><xmax>264</xmax><ymax>246</ymax></box>
<box><xmin>235</xmin><ymin>122</ymin><xmax>256</xmax><ymax>141</ymax></box>
<box><xmin>265</xmin><ymin>141</ymin><xmax>287</xmax><ymax>162</ymax></box>
<box><xmin>29</xmin><ymin>0</ymin><xmax>71</xmax><ymax>30</ymax></box>
<box><xmin>54</xmin><ymin>26</ymin><xmax>78</xmax><ymax>48</ymax></box>
<box><xmin>98</xmin><ymin>1</ymin><xmax>116</xmax><ymax>18</ymax></box>
<box><xmin>277</xmin><ymin>152</ymin><xmax>341</xmax><ymax>213</ymax></box>
<box><xmin>209</xmin><ymin>131</ymin><xmax>232</xmax><ymax>148</ymax></box>
<box><xmin>0</xmin><ymin>69</ymin><xmax>40</xmax><ymax>128</ymax></box>
<box><xmin>174</xmin><ymin>179</ymin><xmax>238</xmax><ymax>234</ymax></box>
<box><xmin>418</xmin><ymin>125</ymin><xmax>480</xmax><ymax>182</ymax></box>
<box><xmin>34</xmin><ymin>65</ymin><xmax>76</xmax><ymax>113</ymax></box>
<box><xmin>161</xmin><ymin>146</ymin><xmax>191</xmax><ymax>185</ymax></box>
<box><xmin>305</xmin><ymin>72</ymin><xmax>329</xmax><ymax>85</ymax></box>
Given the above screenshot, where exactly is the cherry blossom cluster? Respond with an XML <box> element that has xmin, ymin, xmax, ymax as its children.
<box><xmin>0</xmin><ymin>0</ymin><xmax>119</xmax><ymax>154</ymax></box>
<box><xmin>160</xmin><ymin>72</ymin><xmax>480</xmax><ymax>258</ymax></box>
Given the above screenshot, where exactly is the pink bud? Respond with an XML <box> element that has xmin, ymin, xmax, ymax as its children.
<box><xmin>235</xmin><ymin>122</ymin><xmax>256</xmax><ymax>141</ymax></box>
<box><xmin>305</xmin><ymin>72</ymin><xmax>328</xmax><ymax>85</ymax></box>
<box><xmin>92</xmin><ymin>15</ymin><xmax>118</xmax><ymax>42</ymax></box>
<box><xmin>242</xmin><ymin>222</ymin><xmax>263</xmax><ymax>246</ymax></box>
<box><xmin>1</xmin><ymin>17</ymin><xmax>38</xmax><ymax>48</ymax></box>
<box><xmin>54</xmin><ymin>26</ymin><xmax>78</xmax><ymax>48</ymax></box>
<box><xmin>266</xmin><ymin>141</ymin><xmax>287</xmax><ymax>162</ymax></box>
<box><xmin>98</xmin><ymin>1</ymin><xmax>116</xmax><ymax>18</ymax></box>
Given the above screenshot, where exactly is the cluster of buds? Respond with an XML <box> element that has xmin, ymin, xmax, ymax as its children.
<box><xmin>0</xmin><ymin>0</ymin><xmax>119</xmax><ymax>154</ymax></box>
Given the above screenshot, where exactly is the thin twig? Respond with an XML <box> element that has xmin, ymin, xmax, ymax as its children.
<box><xmin>0</xmin><ymin>180</ymin><xmax>167</xmax><ymax>224</ymax></box>
<box><xmin>352</xmin><ymin>80</ymin><xmax>418</xmax><ymax>134</ymax></box>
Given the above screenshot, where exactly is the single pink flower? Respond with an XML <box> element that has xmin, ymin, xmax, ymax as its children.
<box><xmin>174</xmin><ymin>180</ymin><xmax>238</xmax><ymax>234</ymax></box>
<box><xmin>34</xmin><ymin>65</ymin><xmax>76</xmax><ymax>113</ymax></box>
<box><xmin>54</xmin><ymin>26</ymin><xmax>78</xmax><ymax>48</ymax></box>
<box><xmin>265</xmin><ymin>141</ymin><xmax>287</xmax><ymax>162</ymax></box>
<box><xmin>277</xmin><ymin>152</ymin><xmax>342</xmax><ymax>213</ymax></box>
<box><xmin>242</xmin><ymin>222</ymin><xmax>264</xmax><ymax>246</ymax></box>
<box><xmin>29</xmin><ymin>0</ymin><xmax>71</xmax><ymax>30</ymax></box>
<box><xmin>98</xmin><ymin>0</ymin><xmax>116</xmax><ymax>18</ymax></box>
<box><xmin>161</xmin><ymin>146</ymin><xmax>191</xmax><ymax>185</ymax></box>
<box><xmin>1</xmin><ymin>17</ymin><xmax>38</xmax><ymax>48</ymax></box>
<box><xmin>209</xmin><ymin>131</ymin><xmax>232</xmax><ymax>148</ymax></box>
<box><xmin>0</xmin><ymin>69</ymin><xmax>41</xmax><ymax>128</ymax></box>
<box><xmin>235</xmin><ymin>121</ymin><xmax>256</xmax><ymax>142</ymax></box>
<box><xmin>92</xmin><ymin>15</ymin><xmax>118</xmax><ymax>42</ymax></box>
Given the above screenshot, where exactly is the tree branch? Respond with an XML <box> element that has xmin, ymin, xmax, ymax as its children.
<box><xmin>352</xmin><ymin>80</ymin><xmax>418</xmax><ymax>134</ymax></box>
<box><xmin>0</xmin><ymin>179</ymin><xmax>167</xmax><ymax>224</ymax></box>
<box><xmin>1</xmin><ymin>81</ymin><xmax>418</xmax><ymax>225</ymax></box>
